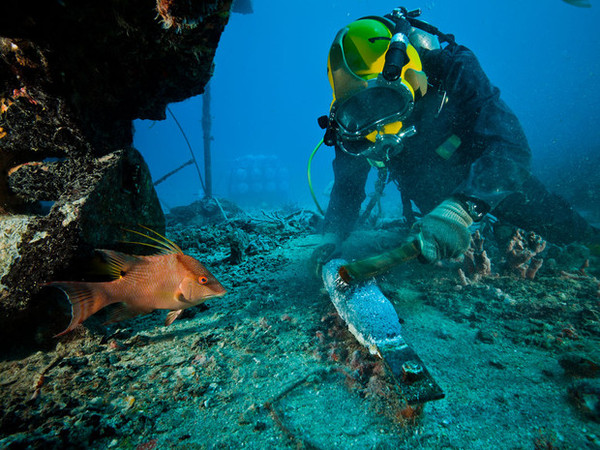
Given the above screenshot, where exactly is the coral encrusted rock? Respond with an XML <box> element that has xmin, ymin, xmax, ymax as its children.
<box><xmin>0</xmin><ymin>0</ymin><xmax>233</xmax><ymax>350</ymax></box>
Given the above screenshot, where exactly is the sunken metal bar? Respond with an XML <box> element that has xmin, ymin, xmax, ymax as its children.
<box><xmin>322</xmin><ymin>259</ymin><xmax>444</xmax><ymax>404</ymax></box>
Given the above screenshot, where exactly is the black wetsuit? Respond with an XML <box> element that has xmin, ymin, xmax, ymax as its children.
<box><xmin>323</xmin><ymin>43</ymin><xmax>592</xmax><ymax>244</ymax></box>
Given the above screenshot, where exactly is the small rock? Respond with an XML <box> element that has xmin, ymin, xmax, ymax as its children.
<box><xmin>254</xmin><ymin>421</ymin><xmax>267</xmax><ymax>431</ymax></box>
<box><xmin>169</xmin><ymin>355</ymin><xmax>188</xmax><ymax>366</ymax></box>
<box><xmin>568</xmin><ymin>380</ymin><xmax>600</xmax><ymax>420</ymax></box>
<box><xmin>126</xmin><ymin>334</ymin><xmax>151</xmax><ymax>347</ymax></box>
<box><xmin>89</xmin><ymin>397</ymin><xmax>105</xmax><ymax>410</ymax></box>
<box><xmin>489</xmin><ymin>360</ymin><xmax>506</xmax><ymax>369</ymax></box>
<box><xmin>111</xmin><ymin>395</ymin><xmax>136</xmax><ymax>412</ymax></box>
<box><xmin>559</xmin><ymin>353</ymin><xmax>600</xmax><ymax>378</ymax></box>
<box><xmin>64</xmin><ymin>356</ymin><xmax>89</xmax><ymax>368</ymax></box>
<box><xmin>476</xmin><ymin>329</ymin><xmax>496</xmax><ymax>344</ymax></box>
<box><xmin>113</xmin><ymin>328</ymin><xmax>134</xmax><ymax>339</ymax></box>
<box><xmin>107</xmin><ymin>340</ymin><xmax>122</xmax><ymax>351</ymax></box>
<box><xmin>174</xmin><ymin>366</ymin><xmax>196</xmax><ymax>381</ymax></box>
<box><xmin>434</xmin><ymin>329</ymin><xmax>453</xmax><ymax>341</ymax></box>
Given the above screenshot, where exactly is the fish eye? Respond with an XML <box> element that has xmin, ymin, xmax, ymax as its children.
<box><xmin>198</xmin><ymin>276</ymin><xmax>208</xmax><ymax>285</ymax></box>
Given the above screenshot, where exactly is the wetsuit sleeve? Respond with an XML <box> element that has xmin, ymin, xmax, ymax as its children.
<box><xmin>422</xmin><ymin>44</ymin><xmax>532</xmax><ymax>210</ymax></box>
<box><xmin>322</xmin><ymin>147</ymin><xmax>371</xmax><ymax>238</ymax></box>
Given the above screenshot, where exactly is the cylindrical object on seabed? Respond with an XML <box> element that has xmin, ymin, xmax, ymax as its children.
<box><xmin>338</xmin><ymin>240</ymin><xmax>420</xmax><ymax>283</ymax></box>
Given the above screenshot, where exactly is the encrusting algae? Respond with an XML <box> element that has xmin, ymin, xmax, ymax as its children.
<box><xmin>44</xmin><ymin>226</ymin><xmax>226</xmax><ymax>336</ymax></box>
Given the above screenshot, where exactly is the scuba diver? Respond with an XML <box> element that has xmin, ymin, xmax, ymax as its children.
<box><xmin>314</xmin><ymin>7</ymin><xmax>597</xmax><ymax>270</ymax></box>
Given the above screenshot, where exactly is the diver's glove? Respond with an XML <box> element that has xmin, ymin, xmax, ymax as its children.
<box><xmin>311</xmin><ymin>233</ymin><xmax>344</xmax><ymax>278</ymax></box>
<box><xmin>411</xmin><ymin>198</ymin><xmax>473</xmax><ymax>263</ymax></box>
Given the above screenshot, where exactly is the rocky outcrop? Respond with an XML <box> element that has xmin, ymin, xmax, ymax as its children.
<box><xmin>0</xmin><ymin>149</ymin><xmax>163</xmax><ymax>343</ymax></box>
<box><xmin>0</xmin><ymin>0</ymin><xmax>232</xmax><ymax>349</ymax></box>
<box><xmin>1</xmin><ymin>0</ymin><xmax>232</xmax><ymax>162</ymax></box>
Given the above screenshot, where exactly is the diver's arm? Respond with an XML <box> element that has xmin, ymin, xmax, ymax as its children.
<box><xmin>323</xmin><ymin>146</ymin><xmax>371</xmax><ymax>239</ymax></box>
<box><xmin>408</xmin><ymin>44</ymin><xmax>532</xmax><ymax>263</ymax></box>
<box><xmin>310</xmin><ymin>147</ymin><xmax>370</xmax><ymax>276</ymax></box>
<box><xmin>423</xmin><ymin>44</ymin><xmax>532</xmax><ymax>210</ymax></box>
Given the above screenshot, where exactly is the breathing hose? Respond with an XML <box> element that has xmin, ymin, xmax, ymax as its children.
<box><xmin>307</xmin><ymin>138</ymin><xmax>325</xmax><ymax>216</ymax></box>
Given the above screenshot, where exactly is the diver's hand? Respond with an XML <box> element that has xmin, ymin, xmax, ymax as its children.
<box><xmin>311</xmin><ymin>233</ymin><xmax>343</xmax><ymax>278</ymax></box>
<box><xmin>412</xmin><ymin>199</ymin><xmax>473</xmax><ymax>263</ymax></box>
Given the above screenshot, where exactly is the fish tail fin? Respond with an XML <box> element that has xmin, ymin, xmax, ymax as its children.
<box><xmin>46</xmin><ymin>282</ymin><xmax>111</xmax><ymax>336</ymax></box>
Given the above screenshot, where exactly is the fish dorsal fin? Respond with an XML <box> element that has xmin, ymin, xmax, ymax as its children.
<box><xmin>95</xmin><ymin>249</ymin><xmax>142</xmax><ymax>280</ymax></box>
<box><xmin>165</xmin><ymin>309</ymin><xmax>184</xmax><ymax>326</ymax></box>
<box><xmin>122</xmin><ymin>225</ymin><xmax>183</xmax><ymax>255</ymax></box>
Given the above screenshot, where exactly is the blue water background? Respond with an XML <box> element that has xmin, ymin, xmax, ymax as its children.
<box><xmin>133</xmin><ymin>0</ymin><xmax>600</xmax><ymax>212</ymax></box>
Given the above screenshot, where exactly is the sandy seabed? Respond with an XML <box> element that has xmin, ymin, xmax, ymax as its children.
<box><xmin>0</xmin><ymin>209</ymin><xmax>599</xmax><ymax>449</ymax></box>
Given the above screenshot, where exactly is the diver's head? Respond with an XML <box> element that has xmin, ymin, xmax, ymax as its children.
<box><xmin>326</xmin><ymin>8</ymin><xmax>430</xmax><ymax>166</ymax></box>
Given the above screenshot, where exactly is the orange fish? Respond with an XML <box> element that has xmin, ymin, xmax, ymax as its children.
<box><xmin>45</xmin><ymin>227</ymin><xmax>226</xmax><ymax>336</ymax></box>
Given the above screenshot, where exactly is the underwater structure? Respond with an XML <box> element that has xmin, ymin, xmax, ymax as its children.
<box><xmin>0</xmin><ymin>0</ymin><xmax>232</xmax><ymax>347</ymax></box>
<box><xmin>228</xmin><ymin>154</ymin><xmax>291</xmax><ymax>207</ymax></box>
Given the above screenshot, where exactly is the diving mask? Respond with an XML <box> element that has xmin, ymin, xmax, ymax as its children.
<box><xmin>325</xmin><ymin>12</ymin><xmax>425</xmax><ymax>165</ymax></box>
<box><xmin>329</xmin><ymin>73</ymin><xmax>416</xmax><ymax>164</ymax></box>
<box><xmin>336</xmin><ymin>122</ymin><xmax>417</xmax><ymax>166</ymax></box>
<box><xmin>331</xmin><ymin>73</ymin><xmax>414</xmax><ymax>138</ymax></box>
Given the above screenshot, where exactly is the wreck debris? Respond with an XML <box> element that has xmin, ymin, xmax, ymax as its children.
<box><xmin>504</xmin><ymin>228</ymin><xmax>546</xmax><ymax>279</ymax></box>
<box><xmin>153</xmin><ymin>159</ymin><xmax>194</xmax><ymax>186</ymax></box>
<box><xmin>227</xmin><ymin>228</ymin><xmax>250</xmax><ymax>264</ymax></box>
<box><xmin>166</xmin><ymin>107</ymin><xmax>206</xmax><ymax>194</ymax></box>
<box><xmin>322</xmin><ymin>259</ymin><xmax>444</xmax><ymax>404</ymax></box>
<box><xmin>168</xmin><ymin>197</ymin><xmax>242</xmax><ymax>226</ymax></box>
<box><xmin>263</xmin><ymin>369</ymin><xmax>344</xmax><ymax>448</ymax></box>
<box><xmin>560</xmin><ymin>259</ymin><xmax>594</xmax><ymax>280</ymax></box>
<box><xmin>31</xmin><ymin>354</ymin><xmax>64</xmax><ymax>400</ymax></box>
<box><xmin>247</xmin><ymin>210</ymin><xmax>315</xmax><ymax>233</ymax></box>
<box><xmin>559</xmin><ymin>258</ymin><xmax>600</xmax><ymax>297</ymax></box>
<box><xmin>202</xmin><ymin>83</ymin><xmax>214</xmax><ymax>197</ymax></box>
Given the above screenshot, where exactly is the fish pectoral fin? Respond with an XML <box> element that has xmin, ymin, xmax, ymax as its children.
<box><xmin>176</xmin><ymin>293</ymin><xmax>194</xmax><ymax>304</ymax></box>
<box><xmin>175</xmin><ymin>283</ymin><xmax>194</xmax><ymax>304</ymax></box>
<box><xmin>165</xmin><ymin>309</ymin><xmax>184</xmax><ymax>326</ymax></box>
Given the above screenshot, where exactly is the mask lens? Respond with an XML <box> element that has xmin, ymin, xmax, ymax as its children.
<box><xmin>338</xmin><ymin>136</ymin><xmax>373</xmax><ymax>155</ymax></box>
<box><xmin>335</xmin><ymin>84</ymin><xmax>413</xmax><ymax>137</ymax></box>
<box><xmin>338</xmin><ymin>124</ymin><xmax>416</xmax><ymax>161</ymax></box>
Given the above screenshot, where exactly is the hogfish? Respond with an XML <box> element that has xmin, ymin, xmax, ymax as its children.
<box><xmin>45</xmin><ymin>227</ymin><xmax>226</xmax><ymax>336</ymax></box>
